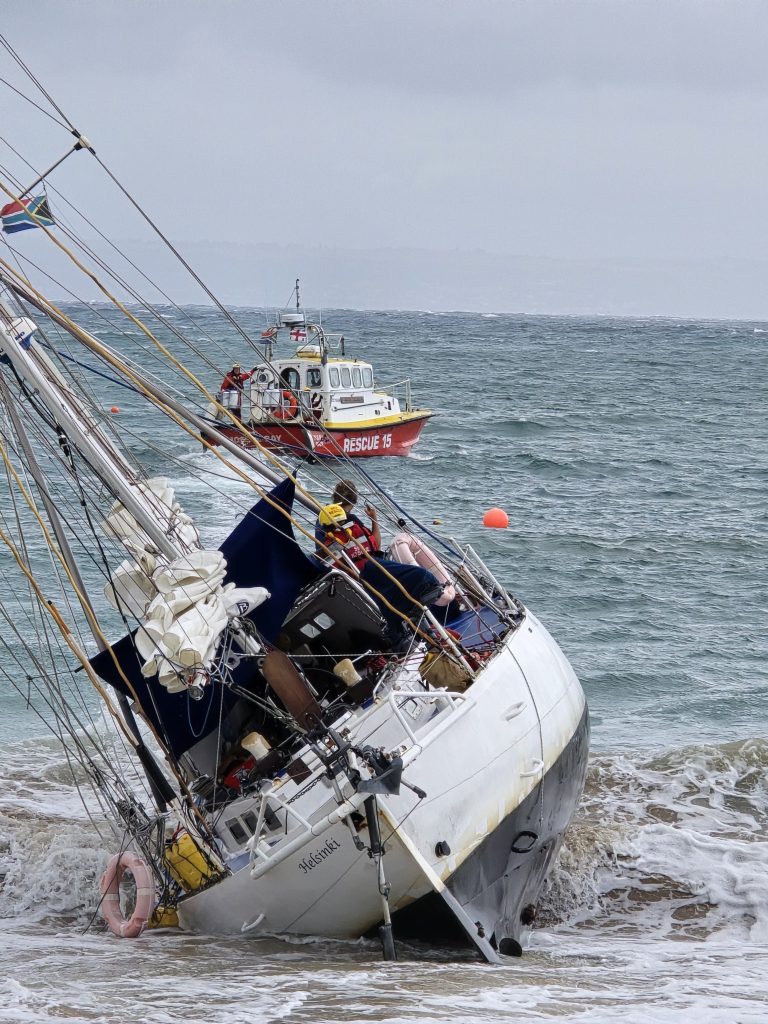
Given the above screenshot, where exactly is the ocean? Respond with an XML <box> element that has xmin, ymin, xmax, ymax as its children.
<box><xmin>0</xmin><ymin>306</ymin><xmax>766</xmax><ymax>1022</ymax></box>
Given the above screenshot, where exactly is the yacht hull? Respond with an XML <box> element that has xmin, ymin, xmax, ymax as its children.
<box><xmin>176</xmin><ymin>610</ymin><xmax>588</xmax><ymax>958</ymax></box>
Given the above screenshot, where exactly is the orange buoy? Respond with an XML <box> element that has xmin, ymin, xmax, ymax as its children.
<box><xmin>110</xmin><ymin>406</ymin><xmax>120</xmax><ymax>414</ymax></box>
<box><xmin>483</xmin><ymin>507</ymin><xmax>509</xmax><ymax>529</ymax></box>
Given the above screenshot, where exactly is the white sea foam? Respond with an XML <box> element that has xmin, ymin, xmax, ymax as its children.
<box><xmin>0</xmin><ymin>738</ymin><xmax>764</xmax><ymax>1021</ymax></box>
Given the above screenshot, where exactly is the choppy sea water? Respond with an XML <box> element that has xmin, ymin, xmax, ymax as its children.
<box><xmin>0</xmin><ymin>307</ymin><xmax>766</xmax><ymax>1022</ymax></box>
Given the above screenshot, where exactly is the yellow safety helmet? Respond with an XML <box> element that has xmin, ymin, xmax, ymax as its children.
<box><xmin>318</xmin><ymin>503</ymin><xmax>349</xmax><ymax>528</ymax></box>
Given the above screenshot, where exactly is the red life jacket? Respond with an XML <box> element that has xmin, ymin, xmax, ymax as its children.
<box><xmin>322</xmin><ymin>514</ymin><xmax>376</xmax><ymax>569</ymax></box>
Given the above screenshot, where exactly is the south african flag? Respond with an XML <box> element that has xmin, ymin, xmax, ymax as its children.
<box><xmin>1</xmin><ymin>194</ymin><xmax>55</xmax><ymax>234</ymax></box>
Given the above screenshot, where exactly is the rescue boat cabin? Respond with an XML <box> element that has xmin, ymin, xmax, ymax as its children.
<box><xmin>214</xmin><ymin>308</ymin><xmax>432</xmax><ymax>457</ymax></box>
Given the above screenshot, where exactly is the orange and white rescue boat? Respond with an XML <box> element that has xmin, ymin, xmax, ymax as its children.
<box><xmin>209</xmin><ymin>289</ymin><xmax>432</xmax><ymax>458</ymax></box>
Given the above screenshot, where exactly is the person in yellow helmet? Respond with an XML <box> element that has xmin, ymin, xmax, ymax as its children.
<box><xmin>314</xmin><ymin>479</ymin><xmax>381</xmax><ymax>569</ymax></box>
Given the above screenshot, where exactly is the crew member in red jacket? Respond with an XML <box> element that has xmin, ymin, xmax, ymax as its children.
<box><xmin>220</xmin><ymin>364</ymin><xmax>252</xmax><ymax>418</ymax></box>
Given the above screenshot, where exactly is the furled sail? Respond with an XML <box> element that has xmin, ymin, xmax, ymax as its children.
<box><xmin>102</xmin><ymin>477</ymin><xmax>270</xmax><ymax>693</ymax></box>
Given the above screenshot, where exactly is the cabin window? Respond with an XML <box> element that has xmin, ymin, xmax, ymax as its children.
<box><xmin>363</xmin><ymin>367</ymin><xmax>373</xmax><ymax>387</ymax></box>
<box><xmin>329</xmin><ymin>367</ymin><xmax>340</xmax><ymax>388</ymax></box>
<box><xmin>352</xmin><ymin>366</ymin><xmax>362</xmax><ymax>387</ymax></box>
<box><xmin>306</xmin><ymin>368</ymin><xmax>322</xmax><ymax>388</ymax></box>
<box><xmin>281</xmin><ymin>367</ymin><xmax>300</xmax><ymax>391</ymax></box>
<box><xmin>340</xmin><ymin>366</ymin><xmax>351</xmax><ymax>387</ymax></box>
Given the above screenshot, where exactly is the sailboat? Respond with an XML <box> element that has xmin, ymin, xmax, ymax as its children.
<box><xmin>0</xmin><ymin>40</ymin><xmax>589</xmax><ymax>962</ymax></box>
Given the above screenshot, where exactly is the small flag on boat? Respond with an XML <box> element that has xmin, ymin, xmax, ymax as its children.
<box><xmin>290</xmin><ymin>328</ymin><xmax>307</xmax><ymax>341</ymax></box>
<box><xmin>1</xmin><ymin>195</ymin><xmax>55</xmax><ymax>234</ymax></box>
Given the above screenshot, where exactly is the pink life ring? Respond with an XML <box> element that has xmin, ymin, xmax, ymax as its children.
<box><xmin>99</xmin><ymin>852</ymin><xmax>154</xmax><ymax>938</ymax></box>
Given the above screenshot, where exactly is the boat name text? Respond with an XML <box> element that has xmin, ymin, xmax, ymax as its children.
<box><xmin>298</xmin><ymin>838</ymin><xmax>342</xmax><ymax>874</ymax></box>
<box><xmin>343</xmin><ymin>433</ymin><xmax>392</xmax><ymax>454</ymax></box>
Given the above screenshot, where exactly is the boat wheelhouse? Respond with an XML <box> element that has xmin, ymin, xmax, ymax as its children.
<box><xmin>210</xmin><ymin>293</ymin><xmax>432</xmax><ymax>458</ymax></box>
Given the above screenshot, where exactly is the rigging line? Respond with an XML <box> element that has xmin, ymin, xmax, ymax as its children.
<box><xmin>0</xmin><ymin>511</ymin><xmax>217</xmax><ymax>844</ymax></box>
<box><xmin>0</xmin><ymin>440</ymin><xmax>191</xmax><ymax>790</ymax></box>
<box><xmin>0</xmin><ymin>76</ymin><xmax>68</xmax><ymax>128</ymax></box>
<box><xmin>0</xmin><ymin>132</ymin><xmax>234</xmax><ymax>355</ymax></box>
<box><xmin>0</xmin><ymin>619</ymin><xmax>126</xmax><ymax>784</ymax></box>
<box><xmin>0</xmin><ymin>660</ymin><xmax>120</xmax><ymax>834</ymax></box>
<box><xmin>17</xmin><ymin>216</ymin><xmax>241</xmax><ymax>385</ymax></box>
<box><xmin>1</xmin><ymin>34</ymin><xmax>270</xmax><ymax>370</ymax></box>
<box><xmin>3</xmin><ymin>424</ymin><xmax>94</xmax><ymax>654</ymax></box>
<box><xmin>2</xmin><ymin>396</ymin><xmax>257</xmax><ymax>777</ymax></box>
<box><xmin>37</xmin><ymin>339</ymin><xmax>142</xmax><ymax>393</ymax></box>
<box><xmin>0</xmin><ymin>35</ymin><xmax>76</xmax><ymax>131</ymax></box>
<box><xmin>41</xmin><ymin>163</ymin><xmax>397</xmax><ymax>485</ymax></box>
<box><xmin>0</xmin><ymin>243</ymin><xmax>321</xmax><ymax>508</ymax></box>
<box><xmin>3</xmin><ymin>252</ymin><xmax>210</xmax><ymax>421</ymax></box>
<box><xmin>92</xmin><ymin>150</ymin><xmax>265</xmax><ymax>351</ymax></box>
<box><xmin>2</xmin><ymin>177</ymin><xmax>381</xmax><ymax>501</ymax></box>
<box><xmin>0</xmin><ymin>179</ymin><xmax>321</xmax><ymax>448</ymax></box>
<box><xmin>0</xmin><ymin>516</ymin><xmax>140</xmax><ymax>750</ymax></box>
<box><xmin>0</xmin><ymin>207</ymin><xmax>231</xmax><ymax>390</ymax></box>
<box><xmin>1</xmin><ymin>270</ymin><xmax>453</xmax><ymax>652</ymax></box>
<box><xmin>0</xmin><ymin>438</ymin><xmax>69</xmax><ymax>696</ymax></box>
<box><xmin>0</xmin><ymin>423</ymin><xmax>126</xmax><ymax>591</ymax></box>
<box><xmin>0</xmin><ymin>235</ymin><xmax>155</xmax><ymax>452</ymax></box>
<box><xmin>0</xmin><ymin>47</ymin><xmax>402</xmax><ymax>486</ymax></box>
<box><xmin>347</xmin><ymin>460</ymin><xmax>465</xmax><ymax>562</ymax></box>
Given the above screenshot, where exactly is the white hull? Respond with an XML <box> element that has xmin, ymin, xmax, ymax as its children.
<box><xmin>178</xmin><ymin>609</ymin><xmax>588</xmax><ymax>954</ymax></box>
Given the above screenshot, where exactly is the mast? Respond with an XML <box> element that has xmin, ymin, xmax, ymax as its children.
<box><xmin>0</xmin><ymin>327</ymin><xmax>179</xmax><ymax>558</ymax></box>
<box><xmin>0</xmin><ymin>373</ymin><xmax>175</xmax><ymax>809</ymax></box>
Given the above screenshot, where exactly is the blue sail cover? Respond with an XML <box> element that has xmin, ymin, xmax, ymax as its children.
<box><xmin>90</xmin><ymin>478</ymin><xmax>321</xmax><ymax>759</ymax></box>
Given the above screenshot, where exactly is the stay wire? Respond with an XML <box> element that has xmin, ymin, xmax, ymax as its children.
<box><xmin>0</xmin><ymin>76</ymin><xmax>68</xmax><ymax>128</ymax></box>
<box><xmin>0</xmin><ymin>34</ymin><xmax>77</xmax><ymax>131</ymax></box>
<box><xmin>0</xmin><ymin>131</ymin><xmax>236</xmax><ymax>356</ymax></box>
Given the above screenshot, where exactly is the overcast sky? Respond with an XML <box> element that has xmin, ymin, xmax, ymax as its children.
<box><xmin>2</xmin><ymin>1</ymin><xmax>768</xmax><ymax>316</ymax></box>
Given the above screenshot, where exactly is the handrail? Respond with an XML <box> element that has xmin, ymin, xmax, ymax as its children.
<box><xmin>245</xmin><ymin>686</ymin><xmax>473</xmax><ymax>881</ymax></box>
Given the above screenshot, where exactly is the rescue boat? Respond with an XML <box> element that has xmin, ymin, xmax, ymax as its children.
<box><xmin>209</xmin><ymin>286</ymin><xmax>432</xmax><ymax>458</ymax></box>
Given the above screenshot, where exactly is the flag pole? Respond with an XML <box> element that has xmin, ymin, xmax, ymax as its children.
<box><xmin>17</xmin><ymin>135</ymin><xmax>93</xmax><ymax>200</ymax></box>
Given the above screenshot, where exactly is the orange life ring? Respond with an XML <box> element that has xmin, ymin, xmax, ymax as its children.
<box><xmin>273</xmin><ymin>390</ymin><xmax>299</xmax><ymax>420</ymax></box>
<box><xmin>99</xmin><ymin>851</ymin><xmax>154</xmax><ymax>938</ymax></box>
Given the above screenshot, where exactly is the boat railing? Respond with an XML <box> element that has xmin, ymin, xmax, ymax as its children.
<box><xmin>376</xmin><ymin>378</ymin><xmax>413</xmax><ymax>411</ymax></box>
<box><xmin>449</xmin><ymin>538</ymin><xmax>519</xmax><ymax>616</ymax></box>
<box><xmin>246</xmin><ymin>686</ymin><xmax>472</xmax><ymax>881</ymax></box>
